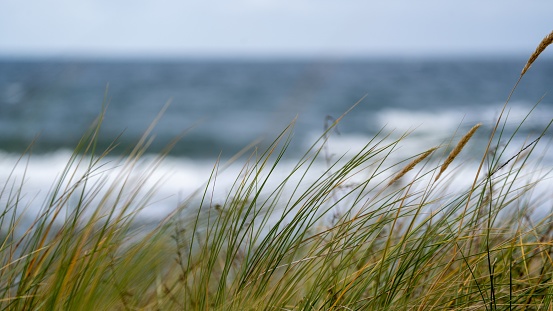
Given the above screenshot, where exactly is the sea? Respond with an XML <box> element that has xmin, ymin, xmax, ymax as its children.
<box><xmin>1</xmin><ymin>57</ymin><xmax>552</xmax><ymax>222</ymax></box>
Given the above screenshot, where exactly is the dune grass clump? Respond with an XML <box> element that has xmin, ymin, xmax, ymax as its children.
<box><xmin>0</xmin><ymin>32</ymin><xmax>553</xmax><ymax>310</ymax></box>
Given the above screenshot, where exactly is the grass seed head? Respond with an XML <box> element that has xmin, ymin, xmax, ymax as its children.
<box><xmin>435</xmin><ymin>123</ymin><xmax>481</xmax><ymax>182</ymax></box>
<box><xmin>521</xmin><ymin>30</ymin><xmax>553</xmax><ymax>77</ymax></box>
<box><xmin>388</xmin><ymin>147</ymin><xmax>437</xmax><ymax>186</ymax></box>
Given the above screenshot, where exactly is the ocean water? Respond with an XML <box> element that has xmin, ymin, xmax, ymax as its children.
<box><xmin>1</xmin><ymin>58</ymin><xmax>552</xmax><ymax>221</ymax></box>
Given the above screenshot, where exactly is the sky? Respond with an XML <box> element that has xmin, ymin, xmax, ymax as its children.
<box><xmin>1</xmin><ymin>1</ymin><xmax>552</xmax><ymax>59</ymax></box>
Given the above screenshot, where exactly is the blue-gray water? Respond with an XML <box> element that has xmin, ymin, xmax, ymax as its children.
<box><xmin>0</xmin><ymin>58</ymin><xmax>552</xmax><ymax>157</ymax></box>
<box><xmin>1</xmin><ymin>57</ymin><xmax>553</xmax><ymax>221</ymax></box>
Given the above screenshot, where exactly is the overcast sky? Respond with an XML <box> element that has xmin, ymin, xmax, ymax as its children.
<box><xmin>1</xmin><ymin>1</ymin><xmax>552</xmax><ymax>59</ymax></box>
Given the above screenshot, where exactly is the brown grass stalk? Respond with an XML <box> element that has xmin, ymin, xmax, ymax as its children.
<box><xmin>435</xmin><ymin>124</ymin><xmax>481</xmax><ymax>182</ymax></box>
<box><xmin>521</xmin><ymin>30</ymin><xmax>553</xmax><ymax>77</ymax></box>
<box><xmin>388</xmin><ymin>147</ymin><xmax>437</xmax><ymax>186</ymax></box>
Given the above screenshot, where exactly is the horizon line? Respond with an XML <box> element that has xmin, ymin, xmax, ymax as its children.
<box><xmin>0</xmin><ymin>52</ymin><xmax>547</xmax><ymax>62</ymax></box>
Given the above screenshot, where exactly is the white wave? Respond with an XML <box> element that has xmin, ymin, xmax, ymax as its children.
<box><xmin>1</xmin><ymin>122</ymin><xmax>552</xmax><ymax>229</ymax></box>
<box><xmin>374</xmin><ymin>101</ymin><xmax>553</xmax><ymax>133</ymax></box>
<box><xmin>0</xmin><ymin>150</ymin><xmax>326</xmax><ymax>223</ymax></box>
<box><xmin>375</xmin><ymin>108</ymin><xmax>465</xmax><ymax>135</ymax></box>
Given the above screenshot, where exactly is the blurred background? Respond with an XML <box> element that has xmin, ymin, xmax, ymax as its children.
<box><xmin>1</xmin><ymin>1</ymin><xmax>552</xmax><ymax>156</ymax></box>
<box><xmin>0</xmin><ymin>1</ymin><xmax>552</xmax><ymax>216</ymax></box>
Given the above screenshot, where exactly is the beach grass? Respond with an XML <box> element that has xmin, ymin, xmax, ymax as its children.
<box><xmin>1</xmin><ymin>33</ymin><xmax>553</xmax><ymax>310</ymax></box>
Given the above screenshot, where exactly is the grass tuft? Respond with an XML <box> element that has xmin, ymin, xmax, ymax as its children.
<box><xmin>1</xmin><ymin>31</ymin><xmax>553</xmax><ymax>311</ymax></box>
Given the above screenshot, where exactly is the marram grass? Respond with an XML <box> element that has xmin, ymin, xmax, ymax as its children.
<box><xmin>1</xmin><ymin>35</ymin><xmax>553</xmax><ymax>311</ymax></box>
